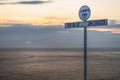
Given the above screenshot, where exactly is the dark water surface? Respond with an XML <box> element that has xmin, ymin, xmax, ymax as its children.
<box><xmin>0</xmin><ymin>49</ymin><xmax>120</xmax><ymax>80</ymax></box>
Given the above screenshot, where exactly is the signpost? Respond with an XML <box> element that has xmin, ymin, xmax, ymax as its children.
<box><xmin>65</xmin><ymin>5</ymin><xmax>108</xmax><ymax>80</ymax></box>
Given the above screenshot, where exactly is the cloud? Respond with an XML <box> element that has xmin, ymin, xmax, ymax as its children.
<box><xmin>0</xmin><ymin>24</ymin><xmax>120</xmax><ymax>49</ymax></box>
<box><xmin>17</xmin><ymin>0</ymin><xmax>52</xmax><ymax>5</ymax></box>
<box><xmin>0</xmin><ymin>0</ymin><xmax>52</xmax><ymax>5</ymax></box>
<box><xmin>42</xmin><ymin>16</ymin><xmax>74</xmax><ymax>25</ymax></box>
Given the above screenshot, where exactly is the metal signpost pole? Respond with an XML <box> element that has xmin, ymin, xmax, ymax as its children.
<box><xmin>84</xmin><ymin>26</ymin><xmax>87</xmax><ymax>80</ymax></box>
<box><xmin>79</xmin><ymin>5</ymin><xmax>91</xmax><ymax>80</ymax></box>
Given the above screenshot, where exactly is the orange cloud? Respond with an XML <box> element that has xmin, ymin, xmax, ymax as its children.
<box><xmin>88</xmin><ymin>28</ymin><xmax>120</xmax><ymax>34</ymax></box>
<box><xmin>112</xmin><ymin>28</ymin><xmax>120</xmax><ymax>34</ymax></box>
<box><xmin>0</xmin><ymin>16</ymin><xmax>77</xmax><ymax>26</ymax></box>
<box><xmin>28</xmin><ymin>16</ymin><xmax>77</xmax><ymax>26</ymax></box>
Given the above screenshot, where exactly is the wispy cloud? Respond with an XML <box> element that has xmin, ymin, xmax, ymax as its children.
<box><xmin>17</xmin><ymin>0</ymin><xmax>52</xmax><ymax>5</ymax></box>
<box><xmin>0</xmin><ymin>0</ymin><xmax>52</xmax><ymax>5</ymax></box>
<box><xmin>0</xmin><ymin>16</ymin><xmax>74</xmax><ymax>26</ymax></box>
<box><xmin>42</xmin><ymin>16</ymin><xmax>75</xmax><ymax>25</ymax></box>
<box><xmin>88</xmin><ymin>28</ymin><xmax>120</xmax><ymax>34</ymax></box>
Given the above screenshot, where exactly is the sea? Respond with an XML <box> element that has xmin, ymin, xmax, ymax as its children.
<box><xmin>0</xmin><ymin>48</ymin><xmax>120</xmax><ymax>80</ymax></box>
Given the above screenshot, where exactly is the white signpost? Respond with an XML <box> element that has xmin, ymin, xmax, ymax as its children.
<box><xmin>65</xmin><ymin>5</ymin><xmax>108</xmax><ymax>80</ymax></box>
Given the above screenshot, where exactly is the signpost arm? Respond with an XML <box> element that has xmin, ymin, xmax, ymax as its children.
<box><xmin>84</xmin><ymin>26</ymin><xmax>87</xmax><ymax>80</ymax></box>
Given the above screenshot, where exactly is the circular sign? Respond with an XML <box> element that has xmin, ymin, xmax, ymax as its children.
<box><xmin>79</xmin><ymin>5</ymin><xmax>91</xmax><ymax>21</ymax></box>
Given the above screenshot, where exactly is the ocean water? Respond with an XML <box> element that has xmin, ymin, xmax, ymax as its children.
<box><xmin>0</xmin><ymin>49</ymin><xmax>120</xmax><ymax>80</ymax></box>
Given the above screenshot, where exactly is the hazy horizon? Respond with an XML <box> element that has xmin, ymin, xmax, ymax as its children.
<box><xmin>0</xmin><ymin>24</ymin><xmax>120</xmax><ymax>49</ymax></box>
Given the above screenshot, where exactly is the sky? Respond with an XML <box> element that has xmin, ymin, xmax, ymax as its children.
<box><xmin>0</xmin><ymin>0</ymin><xmax>120</xmax><ymax>49</ymax></box>
<box><xmin>0</xmin><ymin>0</ymin><xmax>120</xmax><ymax>26</ymax></box>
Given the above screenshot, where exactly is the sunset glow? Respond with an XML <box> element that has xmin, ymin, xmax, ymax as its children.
<box><xmin>0</xmin><ymin>0</ymin><xmax>120</xmax><ymax>26</ymax></box>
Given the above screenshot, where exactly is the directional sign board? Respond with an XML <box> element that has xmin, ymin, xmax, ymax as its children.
<box><xmin>65</xmin><ymin>19</ymin><xmax>108</xmax><ymax>29</ymax></box>
<box><xmin>88</xmin><ymin>19</ymin><xmax>108</xmax><ymax>26</ymax></box>
<box><xmin>65</xmin><ymin>21</ymin><xmax>88</xmax><ymax>29</ymax></box>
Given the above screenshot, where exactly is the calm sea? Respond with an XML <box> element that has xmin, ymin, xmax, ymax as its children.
<box><xmin>0</xmin><ymin>48</ymin><xmax>120</xmax><ymax>80</ymax></box>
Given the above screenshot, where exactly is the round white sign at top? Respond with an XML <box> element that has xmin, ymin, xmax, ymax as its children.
<box><xmin>79</xmin><ymin>5</ymin><xmax>91</xmax><ymax>21</ymax></box>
